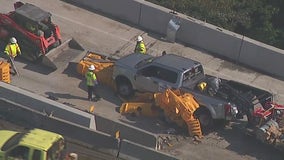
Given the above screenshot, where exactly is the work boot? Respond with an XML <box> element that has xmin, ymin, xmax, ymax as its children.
<box><xmin>10</xmin><ymin>71</ymin><xmax>17</xmax><ymax>76</ymax></box>
<box><xmin>93</xmin><ymin>95</ymin><xmax>101</xmax><ymax>102</ymax></box>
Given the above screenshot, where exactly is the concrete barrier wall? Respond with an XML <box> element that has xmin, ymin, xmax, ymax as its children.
<box><xmin>0</xmin><ymin>98</ymin><xmax>176</xmax><ymax>160</ymax></box>
<box><xmin>69</xmin><ymin>0</ymin><xmax>284</xmax><ymax>78</ymax></box>
<box><xmin>0</xmin><ymin>99</ymin><xmax>118</xmax><ymax>156</ymax></box>
<box><xmin>0</xmin><ymin>82</ymin><xmax>157</xmax><ymax>149</ymax></box>
<box><xmin>139</xmin><ymin>2</ymin><xmax>173</xmax><ymax>35</ymax></box>
<box><xmin>95</xmin><ymin>114</ymin><xmax>157</xmax><ymax>148</ymax></box>
<box><xmin>0</xmin><ymin>82</ymin><xmax>95</xmax><ymax>129</ymax></box>
<box><xmin>41</xmin><ymin>117</ymin><xmax>119</xmax><ymax>156</ymax></box>
<box><xmin>177</xmin><ymin>16</ymin><xmax>243</xmax><ymax>60</ymax></box>
<box><xmin>239</xmin><ymin>37</ymin><xmax>284</xmax><ymax>77</ymax></box>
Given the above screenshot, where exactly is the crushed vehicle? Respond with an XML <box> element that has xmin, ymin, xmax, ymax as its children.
<box><xmin>0</xmin><ymin>2</ymin><xmax>83</xmax><ymax>70</ymax></box>
<box><xmin>247</xmin><ymin>102</ymin><xmax>284</xmax><ymax>152</ymax></box>
<box><xmin>112</xmin><ymin>53</ymin><xmax>273</xmax><ymax>129</ymax></box>
<box><xmin>77</xmin><ymin>52</ymin><xmax>204</xmax><ymax>137</ymax></box>
<box><xmin>0</xmin><ymin>128</ymin><xmax>66</xmax><ymax>160</ymax></box>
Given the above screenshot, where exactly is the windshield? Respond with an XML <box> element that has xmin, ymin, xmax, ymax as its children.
<box><xmin>182</xmin><ymin>64</ymin><xmax>204</xmax><ymax>87</ymax></box>
<box><xmin>183</xmin><ymin>64</ymin><xmax>203</xmax><ymax>81</ymax></box>
<box><xmin>47</xmin><ymin>138</ymin><xmax>65</xmax><ymax>160</ymax></box>
<box><xmin>2</xmin><ymin>133</ymin><xmax>25</xmax><ymax>151</ymax></box>
<box><xmin>135</xmin><ymin>57</ymin><xmax>156</xmax><ymax>68</ymax></box>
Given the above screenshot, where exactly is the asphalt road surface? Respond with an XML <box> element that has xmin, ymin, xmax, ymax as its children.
<box><xmin>1</xmin><ymin>0</ymin><xmax>284</xmax><ymax>159</ymax></box>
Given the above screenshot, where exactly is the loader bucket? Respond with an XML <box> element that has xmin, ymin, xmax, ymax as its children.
<box><xmin>41</xmin><ymin>38</ymin><xmax>84</xmax><ymax>70</ymax></box>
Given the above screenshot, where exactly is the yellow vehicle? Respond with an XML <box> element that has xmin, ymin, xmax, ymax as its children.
<box><xmin>0</xmin><ymin>128</ymin><xmax>65</xmax><ymax>160</ymax></box>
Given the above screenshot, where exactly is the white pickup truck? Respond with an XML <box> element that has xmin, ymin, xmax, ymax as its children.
<box><xmin>112</xmin><ymin>53</ymin><xmax>273</xmax><ymax>129</ymax></box>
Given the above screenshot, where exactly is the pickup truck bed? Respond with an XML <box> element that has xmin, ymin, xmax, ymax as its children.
<box><xmin>215</xmin><ymin>78</ymin><xmax>273</xmax><ymax>119</ymax></box>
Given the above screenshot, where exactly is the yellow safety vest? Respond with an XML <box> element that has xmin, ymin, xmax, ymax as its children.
<box><xmin>4</xmin><ymin>43</ymin><xmax>21</xmax><ymax>58</ymax></box>
<box><xmin>85</xmin><ymin>71</ymin><xmax>97</xmax><ymax>86</ymax></box>
<box><xmin>135</xmin><ymin>41</ymin><xmax>146</xmax><ymax>54</ymax></box>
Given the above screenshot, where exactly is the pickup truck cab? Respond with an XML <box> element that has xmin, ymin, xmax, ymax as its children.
<box><xmin>0</xmin><ymin>128</ymin><xmax>65</xmax><ymax>160</ymax></box>
<box><xmin>113</xmin><ymin>53</ymin><xmax>272</xmax><ymax>128</ymax></box>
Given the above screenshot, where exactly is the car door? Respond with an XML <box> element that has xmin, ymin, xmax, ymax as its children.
<box><xmin>134</xmin><ymin>65</ymin><xmax>161</xmax><ymax>92</ymax></box>
<box><xmin>134</xmin><ymin>65</ymin><xmax>178</xmax><ymax>92</ymax></box>
<box><xmin>7</xmin><ymin>146</ymin><xmax>30</xmax><ymax>160</ymax></box>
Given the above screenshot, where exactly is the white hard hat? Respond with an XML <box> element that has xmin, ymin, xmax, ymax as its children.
<box><xmin>137</xmin><ymin>36</ymin><xmax>143</xmax><ymax>42</ymax></box>
<box><xmin>69</xmin><ymin>153</ymin><xmax>78</xmax><ymax>160</ymax></box>
<box><xmin>10</xmin><ymin>37</ymin><xmax>17</xmax><ymax>43</ymax></box>
<box><xmin>88</xmin><ymin>65</ymin><xmax>95</xmax><ymax>71</ymax></box>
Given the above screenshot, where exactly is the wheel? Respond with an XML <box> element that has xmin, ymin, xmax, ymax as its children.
<box><xmin>194</xmin><ymin>108</ymin><xmax>213</xmax><ymax>133</ymax></box>
<box><xmin>116</xmin><ymin>80</ymin><xmax>133</xmax><ymax>98</ymax></box>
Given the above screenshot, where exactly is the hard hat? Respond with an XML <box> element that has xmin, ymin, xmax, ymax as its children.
<box><xmin>68</xmin><ymin>153</ymin><xmax>78</xmax><ymax>160</ymax></box>
<box><xmin>137</xmin><ymin>36</ymin><xmax>143</xmax><ymax>42</ymax></box>
<box><xmin>88</xmin><ymin>65</ymin><xmax>95</xmax><ymax>71</ymax></box>
<box><xmin>10</xmin><ymin>37</ymin><xmax>17</xmax><ymax>44</ymax></box>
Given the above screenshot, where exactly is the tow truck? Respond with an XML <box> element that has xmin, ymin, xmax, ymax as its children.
<box><xmin>0</xmin><ymin>128</ymin><xmax>66</xmax><ymax>160</ymax></box>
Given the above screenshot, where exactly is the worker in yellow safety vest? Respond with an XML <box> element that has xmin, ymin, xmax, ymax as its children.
<box><xmin>4</xmin><ymin>37</ymin><xmax>21</xmax><ymax>58</ymax></box>
<box><xmin>134</xmin><ymin>35</ymin><xmax>146</xmax><ymax>54</ymax></box>
<box><xmin>85</xmin><ymin>65</ymin><xmax>99</xmax><ymax>101</ymax></box>
<box><xmin>4</xmin><ymin>37</ymin><xmax>21</xmax><ymax>74</ymax></box>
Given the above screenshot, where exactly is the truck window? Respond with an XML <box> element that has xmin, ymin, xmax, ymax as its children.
<box><xmin>32</xmin><ymin>150</ymin><xmax>41</xmax><ymax>160</ymax></box>
<box><xmin>139</xmin><ymin>66</ymin><xmax>177</xmax><ymax>83</ymax></box>
<box><xmin>47</xmin><ymin>138</ymin><xmax>65</xmax><ymax>160</ymax></box>
<box><xmin>2</xmin><ymin>133</ymin><xmax>25</xmax><ymax>151</ymax></box>
<box><xmin>7</xmin><ymin>146</ymin><xmax>29</xmax><ymax>160</ymax></box>
<box><xmin>183</xmin><ymin>64</ymin><xmax>203</xmax><ymax>81</ymax></box>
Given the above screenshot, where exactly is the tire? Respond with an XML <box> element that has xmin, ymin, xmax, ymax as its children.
<box><xmin>194</xmin><ymin>108</ymin><xmax>213</xmax><ymax>133</ymax></box>
<box><xmin>116</xmin><ymin>80</ymin><xmax>133</xmax><ymax>98</ymax></box>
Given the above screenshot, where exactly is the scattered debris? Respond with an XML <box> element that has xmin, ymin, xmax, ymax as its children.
<box><xmin>167</xmin><ymin>128</ymin><xmax>176</xmax><ymax>134</ymax></box>
<box><xmin>63</xmin><ymin>102</ymin><xmax>76</xmax><ymax>107</ymax></box>
<box><xmin>47</xmin><ymin>95</ymin><xmax>59</xmax><ymax>101</ymax></box>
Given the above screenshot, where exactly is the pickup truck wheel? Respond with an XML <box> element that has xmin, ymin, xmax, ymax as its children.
<box><xmin>194</xmin><ymin>109</ymin><xmax>213</xmax><ymax>133</ymax></box>
<box><xmin>117</xmin><ymin>81</ymin><xmax>133</xmax><ymax>98</ymax></box>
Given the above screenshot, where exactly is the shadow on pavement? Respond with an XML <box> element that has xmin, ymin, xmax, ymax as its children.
<box><xmin>62</xmin><ymin>62</ymin><xmax>82</xmax><ymax>78</ymax></box>
<box><xmin>77</xmin><ymin>78</ymin><xmax>122</xmax><ymax>106</ymax></box>
<box><xmin>45</xmin><ymin>91</ymin><xmax>86</xmax><ymax>101</ymax></box>
<box><xmin>0</xmin><ymin>54</ymin><xmax>54</xmax><ymax>75</ymax></box>
<box><xmin>20</xmin><ymin>58</ymin><xmax>55</xmax><ymax>75</ymax></box>
<box><xmin>213</xmin><ymin>120</ymin><xmax>284</xmax><ymax>160</ymax></box>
